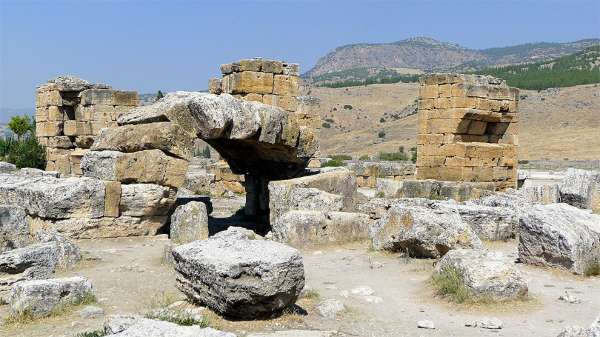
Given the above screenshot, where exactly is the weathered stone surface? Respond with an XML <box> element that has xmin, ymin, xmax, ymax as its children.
<box><xmin>170</xmin><ymin>201</ymin><xmax>209</xmax><ymax>244</ymax></box>
<box><xmin>119</xmin><ymin>184</ymin><xmax>177</xmax><ymax>216</ymax></box>
<box><xmin>172</xmin><ymin>233</ymin><xmax>304</xmax><ymax>318</ymax></box>
<box><xmin>81</xmin><ymin>150</ymin><xmax>188</xmax><ymax>188</ymax></box>
<box><xmin>269</xmin><ymin>169</ymin><xmax>357</xmax><ymax>224</ymax></box>
<box><xmin>92</xmin><ymin>122</ymin><xmax>195</xmax><ymax>160</ymax></box>
<box><xmin>272</xmin><ymin>210</ymin><xmax>370</xmax><ymax>248</ymax></box>
<box><xmin>103</xmin><ymin>315</ymin><xmax>236</xmax><ymax>337</ymax></box>
<box><xmin>451</xmin><ymin>203</ymin><xmax>517</xmax><ymax>241</ymax></box>
<box><xmin>117</xmin><ymin>92</ymin><xmax>316</xmax><ymax>179</ymax></box>
<box><xmin>521</xmin><ymin>184</ymin><xmax>560</xmax><ymax>204</ymax></box>
<box><xmin>247</xmin><ymin>331</ymin><xmax>343</xmax><ymax>337</ymax></box>
<box><xmin>51</xmin><ymin>216</ymin><xmax>167</xmax><ymax>239</ymax></box>
<box><xmin>33</xmin><ymin>226</ymin><xmax>81</xmax><ymax>269</ymax></box>
<box><xmin>369</xmin><ymin>200</ymin><xmax>483</xmax><ymax>258</ymax></box>
<box><xmin>0</xmin><ymin>162</ymin><xmax>17</xmax><ymax>173</ymax></box>
<box><xmin>559</xmin><ymin>168</ymin><xmax>600</xmax><ymax>211</ymax></box>
<box><xmin>435</xmin><ymin>249</ymin><xmax>528</xmax><ymax>300</ymax></box>
<box><xmin>212</xmin><ymin>227</ymin><xmax>263</xmax><ymax>241</ymax></box>
<box><xmin>376</xmin><ymin>178</ymin><xmax>495</xmax><ymax>202</ymax></box>
<box><xmin>518</xmin><ymin>203</ymin><xmax>600</xmax><ymax>274</ymax></box>
<box><xmin>9</xmin><ymin>276</ymin><xmax>93</xmax><ymax>318</ymax></box>
<box><xmin>316</xmin><ymin>298</ymin><xmax>345</xmax><ymax>319</ymax></box>
<box><xmin>0</xmin><ymin>173</ymin><xmax>105</xmax><ymax>219</ymax></box>
<box><xmin>0</xmin><ymin>242</ymin><xmax>60</xmax><ymax>302</ymax></box>
<box><xmin>0</xmin><ymin>206</ymin><xmax>30</xmax><ymax>252</ymax></box>
<box><xmin>557</xmin><ymin>316</ymin><xmax>600</xmax><ymax>337</ymax></box>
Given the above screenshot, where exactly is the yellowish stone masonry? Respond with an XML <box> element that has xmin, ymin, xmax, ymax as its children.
<box><xmin>416</xmin><ymin>74</ymin><xmax>519</xmax><ymax>190</ymax></box>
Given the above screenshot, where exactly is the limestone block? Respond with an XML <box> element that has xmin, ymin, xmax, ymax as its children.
<box><xmin>64</xmin><ymin>121</ymin><xmax>92</xmax><ymax>136</ymax></box>
<box><xmin>418</xmin><ymin>99</ymin><xmax>435</xmax><ymax>110</ymax></box>
<box><xmin>37</xmin><ymin>122</ymin><xmax>63</xmax><ymax>137</ymax></box>
<box><xmin>75</xmin><ymin>136</ymin><xmax>95</xmax><ymax>149</ymax></box>
<box><xmin>91</xmin><ymin>122</ymin><xmax>194</xmax><ymax>160</ymax></box>
<box><xmin>427</xmin><ymin>118</ymin><xmax>470</xmax><ymax>134</ymax></box>
<box><xmin>36</xmin><ymin>90</ymin><xmax>62</xmax><ymax>107</ymax></box>
<box><xmin>467</xmin><ymin>120</ymin><xmax>487</xmax><ymax>135</ymax></box>
<box><xmin>208</xmin><ymin>78</ymin><xmax>222</xmax><ymax>94</ymax></box>
<box><xmin>438</xmin><ymin>84</ymin><xmax>452</xmax><ymax>98</ymax></box>
<box><xmin>282</xmin><ymin>63</ymin><xmax>300</xmax><ymax>76</ymax></box>
<box><xmin>243</xmin><ymin>93</ymin><xmax>263</xmax><ymax>103</ymax></box>
<box><xmin>51</xmin><ymin>216</ymin><xmax>168</xmax><ymax>239</ymax></box>
<box><xmin>81</xmin><ymin>150</ymin><xmax>188</xmax><ymax>188</ymax></box>
<box><xmin>261</xmin><ymin>60</ymin><xmax>283</xmax><ymax>74</ymax></box>
<box><xmin>47</xmin><ymin>136</ymin><xmax>74</xmax><ymax>149</ymax></box>
<box><xmin>35</xmin><ymin>107</ymin><xmax>48</xmax><ymax>122</ymax></box>
<box><xmin>112</xmin><ymin>91</ymin><xmax>138</xmax><ymax>106</ymax></box>
<box><xmin>220</xmin><ymin>63</ymin><xmax>235</xmax><ymax>75</ymax></box>
<box><xmin>47</xmin><ymin>106</ymin><xmax>65</xmax><ymax>121</ymax></box>
<box><xmin>104</xmin><ymin>181</ymin><xmax>121</xmax><ymax>217</ymax></box>
<box><xmin>230</xmin><ymin>71</ymin><xmax>274</xmax><ymax>95</ymax></box>
<box><xmin>170</xmin><ymin>201</ymin><xmax>209</xmax><ymax>244</ymax></box>
<box><xmin>119</xmin><ymin>183</ymin><xmax>177</xmax><ymax>216</ymax></box>
<box><xmin>239</xmin><ymin>59</ymin><xmax>262</xmax><ymax>72</ymax></box>
<box><xmin>79</xmin><ymin>89</ymin><xmax>114</xmax><ymax>105</ymax></box>
<box><xmin>273</xmin><ymin>75</ymin><xmax>299</xmax><ymax>96</ymax></box>
<box><xmin>419</xmin><ymin>85</ymin><xmax>438</xmax><ymax>99</ymax></box>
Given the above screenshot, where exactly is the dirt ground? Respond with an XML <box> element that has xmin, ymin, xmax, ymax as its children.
<box><xmin>1</xmin><ymin>233</ymin><xmax>598</xmax><ymax>337</ymax></box>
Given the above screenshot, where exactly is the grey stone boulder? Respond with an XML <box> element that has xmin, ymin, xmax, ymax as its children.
<box><xmin>0</xmin><ymin>161</ymin><xmax>17</xmax><ymax>173</ymax></box>
<box><xmin>272</xmin><ymin>210</ymin><xmax>371</xmax><ymax>248</ymax></box>
<box><xmin>34</xmin><ymin>227</ymin><xmax>81</xmax><ymax>269</ymax></box>
<box><xmin>170</xmin><ymin>201</ymin><xmax>209</xmax><ymax>244</ymax></box>
<box><xmin>103</xmin><ymin>315</ymin><xmax>236</xmax><ymax>337</ymax></box>
<box><xmin>559</xmin><ymin>168</ymin><xmax>600</xmax><ymax>212</ymax></box>
<box><xmin>434</xmin><ymin>249</ymin><xmax>528</xmax><ymax>300</ymax></box>
<box><xmin>316</xmin><ymin>298</ymin><xmax>345</xmax><ymax>319</ymax></box>
<box><xmin>0</xmin><ymin>242</ymin><xmax>61</xmax><ymax>302</ymax></box>
<box><xmin>518</xmin><ymin>203</ymin><xmax>600</xmax><ymax>274</ymax></box>
<box><xmin>0</xmin><ymin>205</ymin><xmax>31</xmax><ymax>252</ymax></box>
<box><xmin>0</xmin><ymin>173</ymin><xmax>106</xmax><ymax>219</ymax></box>
<box><xmin>172</xmin><ymin>234</ymin><xmax>304</xmax><ymax>318</ymax></box>
<box><xmin>369</xmin><ymin>201</ymin><xmax>482</xmax><ymax>258</ymax></box>
<box><xmin>9</xmin><ymin>276</ymin><xmax>93</xmax><ymax>318</ymax></box>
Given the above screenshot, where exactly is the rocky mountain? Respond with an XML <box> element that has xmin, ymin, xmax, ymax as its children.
<box><xmin>305</xmin><ymin>37</ymin><xmax>600</xmax><ymax>82</ymax></box>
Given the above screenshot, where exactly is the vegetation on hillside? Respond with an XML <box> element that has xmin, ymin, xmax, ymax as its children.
<box><xmin>314</xmin><ymin>67</ymin><xmax>419</xmax><ymax>88</ymax></box>
<box><xmin>473</xmin><ymin>46</ymin><xmax>600</xmax><ymax>90</ymax></box>
<box><xmin>0</xmin><ymin>115</ymin><xmax>46</xmax><ymax>169</ymax></box>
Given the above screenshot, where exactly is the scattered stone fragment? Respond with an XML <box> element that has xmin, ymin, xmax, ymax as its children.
<box><xmin>9</xmin><ymin>276</ymin><xmax>94</xmax><ymax>318</ymax></box>
<box><xmin>79</xmin><ymin>305</ymin><xmax>104</xmax><ymax>318</ymax></box>
<box><xmin>316</xmin><ymin>299</ymin><xmax>345</xmax><ymax>319</ymax></box>
<box><xmin>212</xmin><ymin>226</ymin><xmax>262</xmax><ymax>241</ymax></box>
<box><xmin>434</xmin><ymin>249</ymin><xmax>528</xmax><ymax>300</ymax></box>
<box><xmin>465</xmin><ymin>317</ymin><xmax>503</xmax><ymax>329</ymax></box>
<box><xmin>559</xmin><ymin>292</ymin><xmax>582</xmax><ymax>304</ymax></box>
<box><xmin>172</xmin><ymin>233</ymin><xmax>304</xmax><ymax>318</ymax></box>
<box><xmin>350</xmin><ymin>286</ymin><xmax>374</xmax><ymax>296</ymax></box>
<box><xmin>557</xmin><ymin>315</ymin><xmax>600</xmax><ymax>337</ymax></box>
<box><xmin>417</xmin><ymin>319</ymin><xmax>435</xmax><ymax>329</ymax></box>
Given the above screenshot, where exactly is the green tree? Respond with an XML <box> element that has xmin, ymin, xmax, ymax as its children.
<box><xmin>8</xmin><ymin>115</ymin><xmax>33</xmax><ymax>141</ymax></box>
<box><xmin>157</xmin><ymin>90</ymin><xmax>165</xmax><ymax>100</ymax></box>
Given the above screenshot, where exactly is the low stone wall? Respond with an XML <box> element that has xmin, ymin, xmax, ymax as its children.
<box><xmin>35</xmin><ymin>76</ymin><xmax>138</xmax><ymax>176</ymax></box>
<box><xmin>183</xmin><ymin>158</ymin><xmax>245</xmax><ymax>197</ymax></box>
<box><xmin>345</xmin><ymin>161</ymin><xmax>415</xmax><ymax>188</ymax></box>
<box><xmin>376</xmin><ymin>178</ymin><xmax>495</xmax><ymax>202</ymax></box>
<box><xmin>519</xmin><ymin>160</ymin><xmax>600</xmax><ymax>171</ymax></box>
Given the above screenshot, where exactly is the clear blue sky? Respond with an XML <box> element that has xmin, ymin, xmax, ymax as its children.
<box><xmin>1</xmin><ymin>0</ymin><xmax>598</xmax><ymax>121</ymax></box>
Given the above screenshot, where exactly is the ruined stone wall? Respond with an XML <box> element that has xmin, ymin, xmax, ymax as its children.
<box><xmin>35</xmin><ymin>77</ymin><xmax>138</xmax><ymax>176</ymax></box>
<box><xmin>208</xmin><ymin>58</ymin><xmax>321</xmax><ymax>129</ymax></box>
<box><xmin>416</xmin><ymin>74</ymin><xmax>519</xmax><ymax>190</ymax></box>
<box><xmin>346</xmin><ymin>161</ymin><xmax>415</xmax><ymax>188</ymax></box>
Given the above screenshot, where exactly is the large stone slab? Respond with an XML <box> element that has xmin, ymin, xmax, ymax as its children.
<box><xmin>103</xmin><ymin>315</ymin><xmax>235</xmax><ymax>337</ymax></box>
<box><xmin>451</xmin><ymin>203</ymin><xmax>517</xmax><ymax>241</ymax></box>
<box><xmin>0</xmin><ymin>206</ymin><xmax>31</xmax><ymax>252</ymax></box>
<box><xmin>518</xmin><ymin>203</ymin><xmax>600</xmax><ymax>274</ymax></box>
<box><xmin>369</xmin><ymin>200</ymin><xmax>483</xmax><ymax>258</ymax></box>
<box><xmin>81</xmin><ymin>150</ymin><xmax>188</xmax><ymax>188</ymax></box>
<box><xmin>170</xmin><ymin>201</ymin><xmax>209</xmax><ymax>244</ymax></box>
<box><xmin>272</xmin><ymin>210</ymin><xmax>371</xmax><ymax>248</ymax></box>
<box><xmin>376</xmin><ymin>178</ymin><xmax>495</xmax><ymax>202</ymax></box>
<box><xmin>9</xmin><ymin>276</ymin><xmax>93</xmax><ymax>318</ymax></box>
<box><xmin>0</xmin><ymin>173</ymin><xmax>105</xmax><ymax>219</ymax></box>
<box><xmin>92</xmin><ymin>122</ymin><xmax>195</xmax><ymax>160</ymax></box>
<box><xmin>119</xmin><ymin>183</ymin><xmax>177</xmax><ymax>216</ymax></box>
<box><xmin>434</xmin><ymin>249</ymin><xmax>528</xmax><ymax>300</ymax></box>
<box><xmin>172</xmin><ymin>230</ymin><xmax>304</xmax><ymax>318</ymax></box>
<box><xmin>50</xmin><ymin>216</ymin><xmax>167</xmax><ymax>239</ymax></box>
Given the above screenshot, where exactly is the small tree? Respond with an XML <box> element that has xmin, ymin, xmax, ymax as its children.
<box><xmin>8</xmin><ymin>115</ymin><xmax>33</xmax><ymax>141</ymax></box>
<box><xmin>157</xmin><ymin>90</ymin><xmax>165</xmax><ymax>100</ymax></box>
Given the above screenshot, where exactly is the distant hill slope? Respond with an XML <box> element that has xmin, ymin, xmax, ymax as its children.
<box><xmin>305</xmin><ymin>37</ymin><xmax>599</xmax><ymax>84</ymax></box>
<box><xmin>473</xmin><ymin>46</ymin><xmax>600</xmax><ymax>90</ymax></box>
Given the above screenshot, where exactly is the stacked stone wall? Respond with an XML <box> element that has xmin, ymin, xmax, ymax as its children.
<box><xmin>416</xmin><ymin>74</ymin><xmax>519</xmax><ymax>190</ymax></box>
<box><xmin>35</xmin><ymin>77</ymin><xmax>137</xmax><ymax>176</ymax></box>
<box><xmin>209</xmin><ymin>58</ymin><xmax>321</xmax><ymax>129</ymax></box>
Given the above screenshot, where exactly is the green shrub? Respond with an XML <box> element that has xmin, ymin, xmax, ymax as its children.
<box><xmin>410</xmin><ymin>150</ymin><xmax>417</xmax><ymax>163</ymax></box>
<box><xmin>330</xmin><ymin>154</ymin><xmax>352</xmax><ymax>161</ymax></box>
<box><xmin>322</xmin><ymin>159</ymin><xmax>345</xmax><ymax>167</ymax></box>
<box><xmin>343</xmin><ymin>104</ymin><xmax>353</xmax><ymax>110</ymax></box>
<box><xmin>76</xmin><ymin>330</ymin><xmax>107</xmax><ymax>337</ymax></box>
<box><xmin>324</xmin><ymin>118</ymin><xmax>335</xmax><ymax>123</ymax></box>
<box><xmin>378</xmin><ymin>131</ymin><xmax>385</xmax><ymax>138</ymax></box>
<box><xmin>359</xmin><ymin>154</ymin><xmax>370</xmax><ymax>160</ymax></box>
<box><xmin>7</xmin><ymin>115</ymin><xmax>34</xmax><ymax>141</ymax></box>
<box><xmin>378</xmin><ymin>151</ymin><xmax>409</xmax><ymax>161</ymax></box>
<box><xmin>3</xmin><ymin>136</ymin><xmax>46</xmax><ymax>169</ymax></box>
<box><xmin>379</xmin><ymin>117</ymin><xmax>385</xmax><ymax>123</ymax></box>
<box><xmin>431</xmin><ymin>266</ymin><xmax>470</xmax><ymax>303</ymax></box>
<box><xmin>322</xmin><ymin>122</ymin><xmax>331</xmax><ymax>128</ymax></box>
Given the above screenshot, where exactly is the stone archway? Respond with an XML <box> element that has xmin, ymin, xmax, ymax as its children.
<box><xmin>82</xmin><ymin>92</ymin><xmax>318</xmax><ymax>233</ymax></box>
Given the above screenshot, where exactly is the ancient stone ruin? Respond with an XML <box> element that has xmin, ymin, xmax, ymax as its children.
<box><xmin>35</xmin><ymin>76</ymin><xmax>138</xmax><ymax>176</ymax></box>
<box><xmin>416</xmin><ymin>74</ymin><xmax>519</xmax><ymax>190</ymax></box>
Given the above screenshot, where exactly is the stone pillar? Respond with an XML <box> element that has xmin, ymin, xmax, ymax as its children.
<box><xmin>35</xmin><ymin>76</ymin><xmax>137</xmax><ymax>177</ymax></box>
<box><xmin>415</xmin><ymin>74</ymin><xmax>519</xmax><ymax>190</ymax></box>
